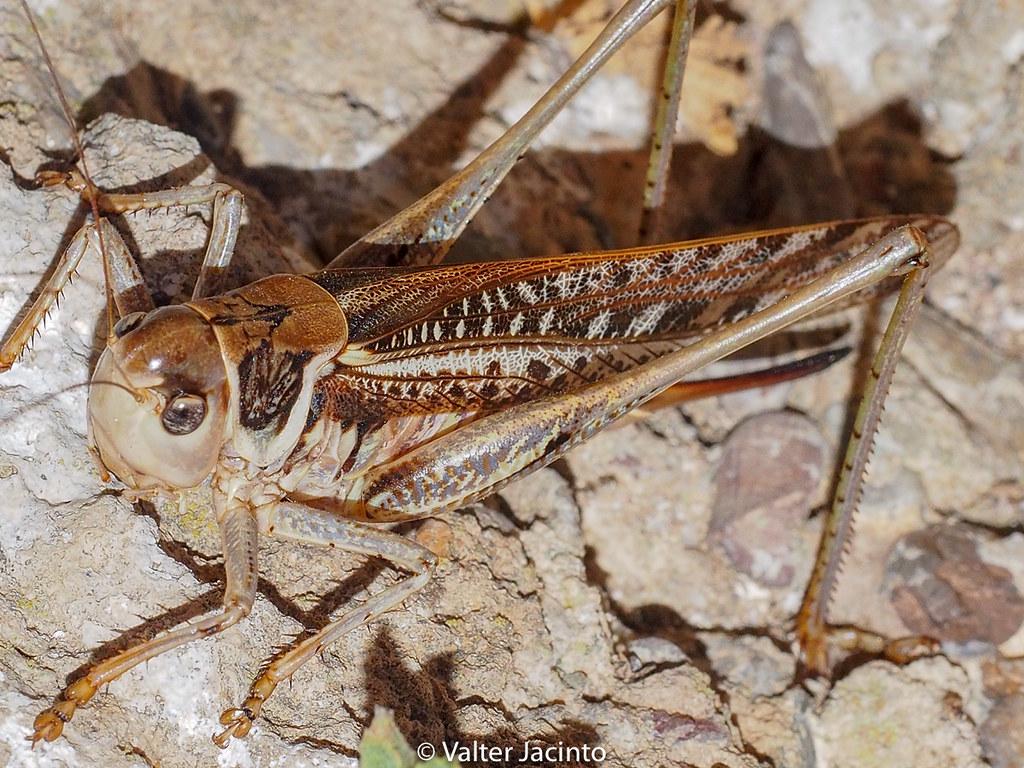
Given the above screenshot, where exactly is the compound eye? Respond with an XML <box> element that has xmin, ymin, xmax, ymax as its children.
<box><xmin>161</xmin><ymin>393</ymin><xmax>207</xmax><ymax>435</ymax></box>
<box><xmin>113</xmin><ymin>311</ymin><xmax>147</xmax><ymax>338</ymax></box>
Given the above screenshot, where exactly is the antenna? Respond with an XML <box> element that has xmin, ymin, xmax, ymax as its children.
<box><xmin>19</xmin><ymin>0</ymin><xmax>119</xmax><ymax>339</ymax></box>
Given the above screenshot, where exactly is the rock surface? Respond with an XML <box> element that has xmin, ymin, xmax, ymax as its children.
<box><xmin>1</xmin><ymin>1</ymin><xmax>1022</xmax><ymax>767</ymax></box>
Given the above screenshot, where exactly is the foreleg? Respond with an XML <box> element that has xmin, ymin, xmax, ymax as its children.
<box><xmin>1</xmin><ymin>219</ymin><xmax>153</xmax><ymax>371</ymax></box>
<box><xmin>31</xmin><ymin>504</ymin><xmax>258</xmax><ymax>745</ymax></box>
<box><xmin>55</xmin><ymin>169</ymin><xmax>244</xmax><ymax>300</ymax></box>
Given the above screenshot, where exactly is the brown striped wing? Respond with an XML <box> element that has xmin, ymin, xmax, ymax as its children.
<box><xmin>312</xmin><ymin>216</ymin><xmax>957</xmax><ymax>418</ymax></box>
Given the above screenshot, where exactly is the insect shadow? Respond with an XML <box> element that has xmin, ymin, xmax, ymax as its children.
<box><xmin>29</xmin><ymin>5</ymin><xmax>958</xmax><ymax>753</ymax></box>
<box><xmin>51</xmin><ymin>20</ymin><xmax>958</xmax><ymax>381</ymax></box>
<box><xmin>71</xmin><ymin>11</ymin><xmax>956</xmax><ymax>267</ymax></box>
<box><xmin>360</xmin><ymin>627</ymin><xmax>603</xmax><ymax>768</ymax></box>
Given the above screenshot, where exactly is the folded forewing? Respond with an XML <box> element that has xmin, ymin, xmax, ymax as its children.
<box><xmin>312</xmin><ymin>216</ymin><xmax>957</xmax><ymax>418</ymax></box>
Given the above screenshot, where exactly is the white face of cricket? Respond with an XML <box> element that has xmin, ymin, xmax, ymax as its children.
<box><xmin>89</xmin><ymin>306</ymin><xmax>230</xmax><ymax>490</ymax></box>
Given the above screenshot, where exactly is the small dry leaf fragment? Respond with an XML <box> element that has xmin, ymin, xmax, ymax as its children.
<box><xmin>684</xmin><ymin>16</ymin><xmax>748</xmax><ymax>155</ymax></box>
<box><xmin>552</xmin><ymin>3</ymin><xmax>748</xmax><ymax>154</ymax></box>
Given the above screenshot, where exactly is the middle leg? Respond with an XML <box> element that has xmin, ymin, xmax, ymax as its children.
<box><xmin>214</xmin><ymin>503</ymin><xmax>437</xmax><ymax>748</ymax></box>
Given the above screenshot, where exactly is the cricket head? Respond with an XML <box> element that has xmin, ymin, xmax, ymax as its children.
<box><xmin>89</xmin><ymin>305</ymin><xmax>230</xmax><ymax>490</ymax></box>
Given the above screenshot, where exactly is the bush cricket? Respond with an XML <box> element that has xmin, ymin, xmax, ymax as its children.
<box><xmin>1</xmin><ymin>0</ymin><xmax>960</xmax><ymax>752</ymax></box>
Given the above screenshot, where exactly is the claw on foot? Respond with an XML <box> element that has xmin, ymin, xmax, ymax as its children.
<box><xmin>30</xmin><ymin>705</ymin><xmax>69</xmax><ymax>747</ymax></box>
<box><xmin>29</xmin><ymin>677</ymin><xmax>98</xmax><ymax>747</ymax></box>
<box><xmin>884</xmin><ymin>634</ymin><xmax>940</xmax><ymax>664</ymax></box>
<box><xmin>35</xmin><ymin>170</ymin><xmax>72</xmax><ymax>189</ymax></box>
<box><xmin>796</xmin><ymin>617</ymin><xmax>831</xmax><ymax>676</ymax></box>
<box><xmin>35</xmin><ymin>168</ymin><xmax>89</xmax><ymax>193</ymax></box>
<box><xmin>797</xmin><ymin>621</ymin><xmax>941</xmax><ymax>678</ymax></box>
<box><xmin>214</xmin><ymin>708</ymin><xmax>254</xmax><ymax>748</ymax></box>
<box><xmin>212</xmin><ymin>674</ymin><xmax>277</xmax><ymax>748</ymax></box>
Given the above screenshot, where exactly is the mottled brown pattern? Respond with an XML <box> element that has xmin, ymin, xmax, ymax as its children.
<box><xmin>309</xmin><ymin>216</ymin><xmax>955</xmax><ymax>422</ymax></box>
<box><xmin>325</xmin><ymin>339</ymin><xmax>679</xmax><ymax>420</ymax></box>
<box><xmin>319</xmin><ymin>217</ymin><xmax>954</xmax><ymax>352</ymax></box>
